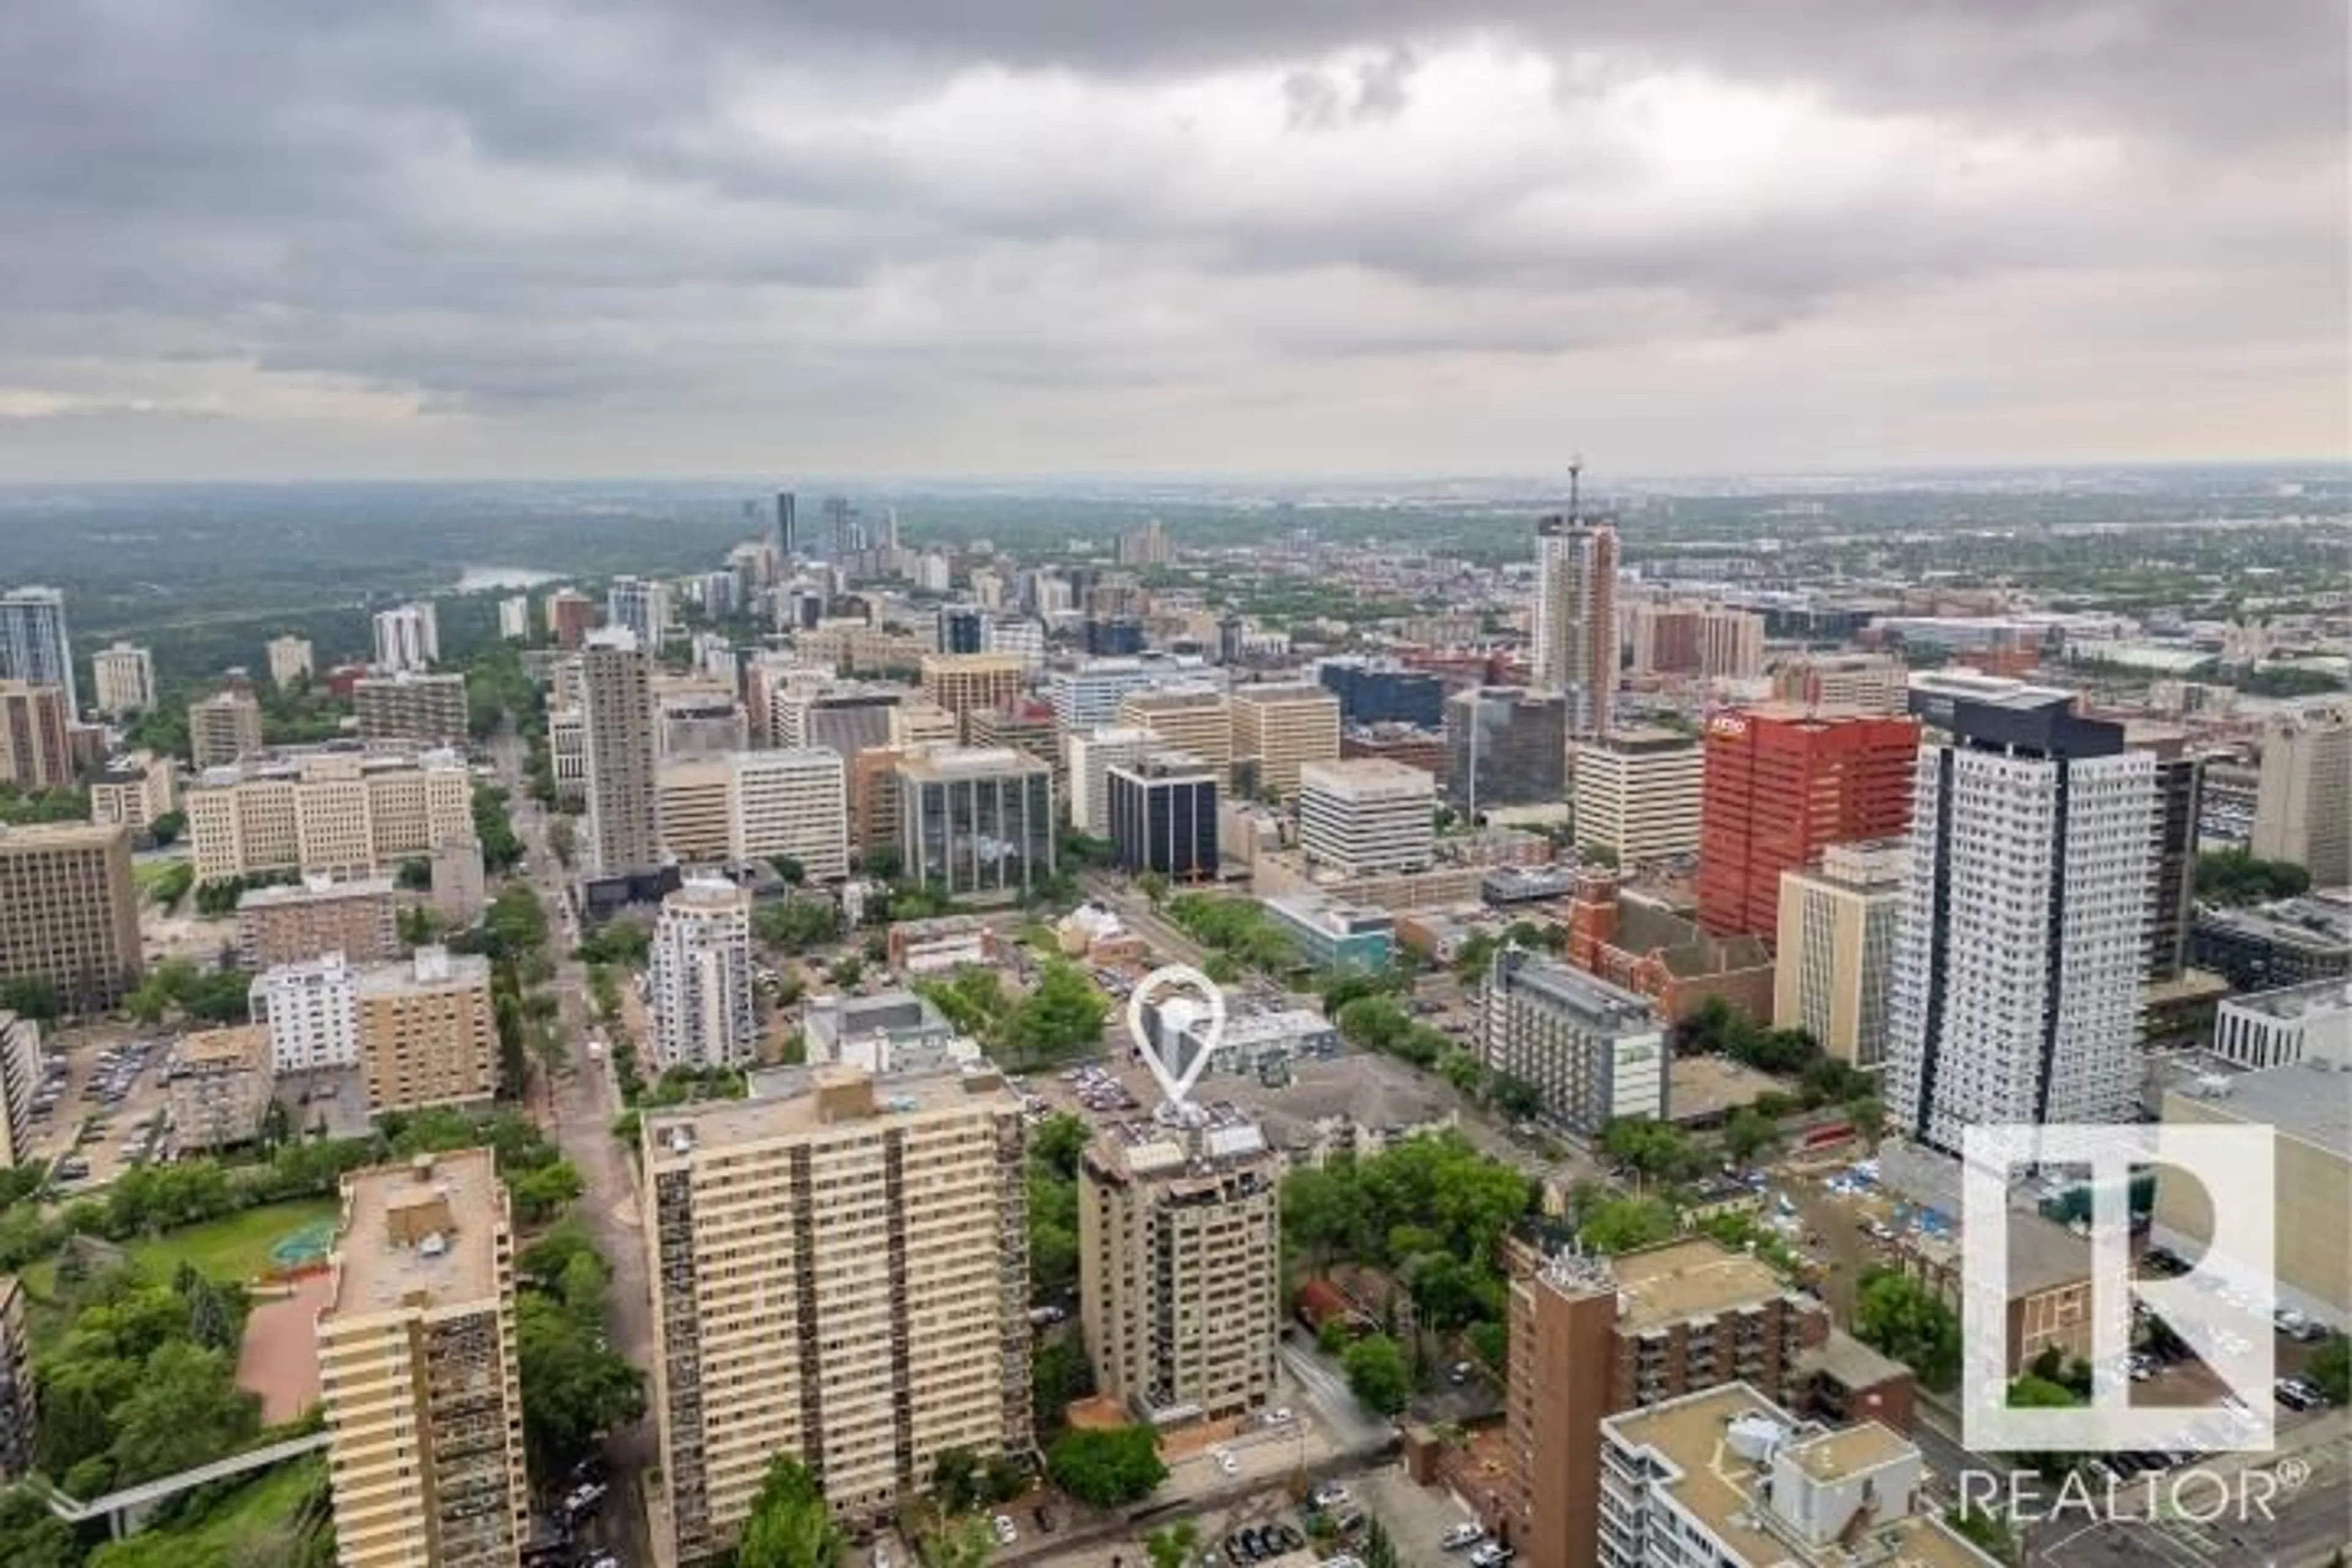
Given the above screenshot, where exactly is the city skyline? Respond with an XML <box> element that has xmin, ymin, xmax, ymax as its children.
<box><xmin>0</xmin><ymin>4</ymin><xmax>2342</xmax><ymax>481</ymax></box>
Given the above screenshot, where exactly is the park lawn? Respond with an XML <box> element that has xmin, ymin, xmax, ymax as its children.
<box><xmin>127</xmin><ymin>1197</ymin><xmax>341</xmax><ymax>1283</ymax></box>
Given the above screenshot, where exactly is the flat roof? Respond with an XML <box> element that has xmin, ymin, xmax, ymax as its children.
<box><xmin>2166</xmin><ymin>1059</ymin><xmax>2352</xmax><ymax>1158</ymax></box>
<box><xmin>1612</xmin><ymin>1237</ymin><xmax>1794</xmax><ymax>1330</ymax></box>
<box><xmin>2222</xmin><ymin>976</ymin><xmax>2352</xmax><ymax>1022</ymax></box>
<box><xmin>237</xmin><ymin>875</ymin><xmax>394</xmax><ymax>908</ymax></box>
<box><xmin>895</xmin><ymin>746</ymin><xmax>1049</xmax><ymax>782</ymax></box>
<box><xmin>179</xmin><ymin>1025</ymin><xmax>270</xmax><ymax>1072</ymax></box>
<box><xmin>0</xmin><ymin>820</ymin><xmax>127</xmax><ymax>853</ymax></box>
<box><xmin>645</xmin><ymin>1064</ymin><xmax>1017</xmax><ymax>1161</ymax></box>
<box><xmin>328</xmin><ymin>1148</ymin><xmax>502</xmax><ymax>1318</ymax></box>
<box><xmin>353</xmin><ymin>946</ymin><xmax>488</xmax><ymax>995</ymax></box>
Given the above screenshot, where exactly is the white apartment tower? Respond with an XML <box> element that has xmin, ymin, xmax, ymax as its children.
<box><xmin>1297</xmin><ymin>758</ymin><xmax>1436</xmax><ymax>875</ymax></box>
<box><xmin>0</xmin><ymin>587</ymin><xmax>76</xmax><ymax>714</ymax></box>
<box><xmin>1066</xmin><ymin>726</ymin><xmax>1163</xmax><ymax>834</ymax></box>
<box><xmin>1529</xmin><ymin>482</ymin><xmax>1618</xmax><ymax>737</ymax></box>
<box><xmin>581</xmin><ymin>630</ymin><xmax>662</xmax><ymax>876</ymax></box>
<box><xmin>2251</xmin><ymin>701</ymin><xmax>2351</xmax><ymax>888</ymax></box>
<box><xmin>91</xmin><ymin>641</ymin><xmax>156</xmax><ymax>716</ymax></box>
<box><xmin>606</xmin><ymin>575</ymin><xmax>673</xmax><ymax>647</ymax></box>
<box><xmin>497</xmin><ymin>595</ymin><xmax>531</xmax><ymax>641</ymax></box>
<box><xmin>250</xmin><ymin>954</ymin><xmax>363</xmax><ymax>1072</ymax></box>
<box><xmin>1884</xmin><ymin>695</ymin><xmax>2155</xmax><ymax>1154</ymax></box>
<box><xmin>372</xmin><ymin>602</ymin><xmax>440</xmax><ymax>673</ymax></box>
<box><xmin>649</xmin><ymin>880</ymin><xmax>758</xmax><ymax>1069</ymax></box>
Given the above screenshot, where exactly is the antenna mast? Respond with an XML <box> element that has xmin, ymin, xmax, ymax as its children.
<box><xmin>1567</xmin><ymin>456</ymin><xmax>1584</xmax><ymax>524</ymax></box>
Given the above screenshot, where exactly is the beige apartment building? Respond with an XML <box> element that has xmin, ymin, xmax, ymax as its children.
<box><xmin>1115</xmin><ymin>686</ymin><xmax>1233</xmax><ymax>786</ymax></box>
<box><xmin>1572</xmin><ymin>729</ymin><xmax>1703</xmax><ymax>865</ymax></box>
<box><xmin>233</xmin><ymin>874</ymin><xmax>401</xmax><ymax>970</ymax></box>
<box><xmin>1079</xmin><ymin>1118</ymin><xmax>1281</xmax><ymax>1423</ymax></box>
<box><xmin>0</xmin><ymin>1011</ymin><xmax>42</xmax><ymax>1172</ymax></box>
<box><xmin>88</xmin><ymin>749</ymin><xmax>178</xmax><ymax>836</ymax></box>
<box><xmin>581</xmin><ymin>633</ymin><xmax>662</xmax><ymax>876</ymax></box>
<box><xmin>356</xmin><ymin>948</ymin><xmax>499</xmax><ymax>1113</ymax></box>
<box><xmin>889</xmin><ymin>699</ymin><xmax>960</xmax><ymax>750</ymax></box>
<box><xmin>0</xmin><ymin>681</ymin><xmax>74</xmax><ymax>791</ymax></box>
<box><xmin>91</xmin><ymin>641</ymin><xmax>157</xmax><ymax>716</ymax></box>
<box><xmin>1773</xmin><ymin>839</ymin><xmax>1908</xmax><ymax>1068</ymax></box>
<box><xmin>189</xmin><ymin>687</ymin><xmax>266</xmax><ymax>768</ymax></box>
<box><xmin>919</xmin><ymin>653</ymin><xmax>1028</xmax><ymax>740</ymax></box>
<box><xmin>185</xmin><ymin>750</ymin><xmax>473</xmax><ymax>884</ymax></box>
<box><xmin>317</xmin><ymin>1149</ymin><xmax>528</xmax><ymax>1568</ymax></box>
<box><xmin>1770</xmin><ymin>652</ymin><xmax>1910</xmax><ymax>717</ymax></box>
<box><xmin>730</xmin><ymin>748</ymin><xmax>849</xmax><ymax>879</ymax></box>
<box><xmin>354</xmin><ymin>671</ymin><xmax>471</xmax><ymax>748</ymax></box>
<box><xmin>644</xmin><ymin>1066</ymin><xmax>1031</xmax><ymax>1561</ymax></box>
<box><xmin>657</xmin><ymin>758</ymin><xmax>735</xmax><ymax>864</ymax></box>
<box><xmin>1626</xmin><ymin>600</ymin><xmax>1767</xmax><ymax>681</ymax></box>
<box><xmin>0</xmin><ymin>821</ymin><xmax>142</xmax><ymax>1012</ymax></box>
<box><xmin>165</xmin><ymin>1025</ymin><xmax>275</xmax><ymax>1152</ymax></box>
<box><xmin>2252</xmin><ymin>701</ymin><xmax>2351</xmax><ymax>886</ymax></box>
<box><xmin>1229</xmin><ymin>684</ymin><xmax>1342</xmax><ymax>803</ymax></box>
<box><xmin>0</xmin><ymin>1273</ymin><xmax>29</xmax><ymax>1480</ymax></box>
<box><xmin>266</xmin><ymin>634</ymin><xmax>316</xmax><ymax>688</ymax></box>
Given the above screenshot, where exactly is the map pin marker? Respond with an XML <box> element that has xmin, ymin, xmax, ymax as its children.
<box><xmin>1127</xmin><ymin>963</ymin><xmax>1226</xmax><ymax>1109</ymax></box>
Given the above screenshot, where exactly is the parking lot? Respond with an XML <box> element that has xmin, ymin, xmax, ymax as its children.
<box><xmin>29</xmin><ymin>1027</ymin><xmax>180</xmax><ymax>1189</ymax></box>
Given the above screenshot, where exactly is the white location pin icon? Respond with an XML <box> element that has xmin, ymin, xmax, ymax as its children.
<box><xmin>1126</xmin><ymin>963</ymin><xmax>1227</xmax><ymax>1109</ymax></box>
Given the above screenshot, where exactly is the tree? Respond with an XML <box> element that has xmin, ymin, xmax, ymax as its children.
<box><xmin>1045</xmin><ymin>1423</ymin><xmax>1167</xmax><ymax>1508</ymax></box>
<box><xmin>510</xmin><ymin>1159</ymin><xmax>584</xmax><ymax>1224</ymax></box>
<box><xmin>1136</xmin><ymin>871</ymin><xmax>1168</xmax><ymax>906</ymax></box>
<box><xmin>1845</xmin><ymin>1095</ymin><xmax>1887</xmax><ymax>1147</ymax></box>
<box><xmin>1720</xmin><ymin>1107</ymin><xmax>1782</xmax><ymax>1166</ymax></box>
<box><xmin>1341</xmin><ymin>1333</ymin><xmax>1412</xmax><ymax>1415</ymax></box>
<box><xmin>395</xmin><ymin>857</ymin><xmax>433</xmax><ymax>892</ymax></box>
<box><xmin>932</xmin><ymin>1446</ymin><xmax>984</xmax><ymax>1513</ymax></box>
<box><xmin>146</xmin><ymin>810</ymin><xmax>186</xmax><ymax>847</ymax></box>
<box><xmin>1855</xmin><ymin>1268</ymin><xmax>1962</xmax><ymax>1392</ymax></box>
<box><xmin>2195</xmin><ymin>848</ymin><xmax>2311</xmax><ymax>906</ymax></box>
<box><xmin>755</xmin><ymin>898</ymin><xmax>844</xmax><ymax>952</ymax></box>
<box><xmin>2310</xmin><ymin>1332</ymin><xmax>2350</xmax><ymax>1406</ymax></box>
<box><xmin>1146</xmin><ymin>1520</ymin><xmax>1199</xmax><ymax>1568</ymax></box>
<box><xmin>0</xmin><ymin>975</ymin><xmax>60</xmax><ymax>1022</ymax></box>
<box><xmin>831</xmin><ymin>956</ymin><xmax>864</xmax><ymax>987</ymax></box>
<box><xmin>1000</xmin><ymin>962</ymin><xmax>1109</xmax><ymax>1063</ymax></box>
<box><xmin>548</xmin><ymin>815</ymin><xmax>577</xmax><ymax>868</ymax></box>
<box><xmin>108</xmin><ymin>1340</ymin><xmax>263</xmax><ymax>1485</ymax></box>
<box><xmin>516</xmin><ymin>1291</ymin><xmax>645</xmax><ymax>1475</ymax></box>
<box><xmin>929</xmin><ymin>1515</ymin><xmax>997</xmax><ymax>1568</ymax></box>
<box><xmin>739</xmin><ymin>1457</ymin><xmax>845</xmax><ymax>1568</ymax></box>
<box><xmin>1600</xmin><ymin>1117</ymin><xmax>1695</xmax><ymax>1183</ymax></box>
<box><xmin>1577</xmin><ymin>1196</ymin><xmax>1677</xmax><ymax>1254</ymax></box>
<box><xmin>1031</xmin><ymin>1113</ymin><xmax>1090</xmax><ymax>1182</ymax></box>
<box><xmin>772</xmin><ymin>855</ymin><xmax>808</xmax><ymax>885</ymax></box>
<box><xmin>1031</xmin><ymin>1340</ymin><xmax>1096</xmax><ymax>1434</ymax></box>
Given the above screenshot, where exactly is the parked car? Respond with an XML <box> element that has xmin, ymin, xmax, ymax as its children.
<box><xmin>1310</xmin><ymin>1483</ymin><xmax>1352</xmax><ymax>1510</ymax></box>
<box><xmin>990</xmin><ymin>1515</ymin><xmax>1017</xmax><ymax>1546</ymax></box>
<box><xmin>1468</xmin><ymin>1545</ymin><xmax>1515</xmax><ymax>1568</ymax></box>
<box><xmin>1441</xmin><ymin>1524</ymin><xmax>1487</xmax><ymax>1551</ymax></box>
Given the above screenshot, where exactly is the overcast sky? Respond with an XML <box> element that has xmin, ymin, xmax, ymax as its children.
<box><xmin>2</xmin><ymin>1</ymin><xmax>2345</xmax><ymax>481</ymax></box>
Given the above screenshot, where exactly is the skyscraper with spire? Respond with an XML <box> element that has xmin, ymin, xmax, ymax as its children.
<box><xmin>1530</xmin><ymin>464</ymin><xmax>1618</xmax><ymax>738</ymax></box>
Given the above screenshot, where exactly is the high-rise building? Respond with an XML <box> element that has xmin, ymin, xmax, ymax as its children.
<box><xmin>355</xmin><ymin>671</ymin><xmax>470</xmax><ymax>748</ymax></box>
<box><xmin>655</xmin><ymin>682</ymin><xmax>748</xmax><ymax>761</ymax></box>
<box><xmin>0</xmin><ymin>587</ymin><xmax>76</xmax><ymax>715</ymax></box>
<box><xmin>187</xmin><ymin>687</ymin><xmax>266</xmax><ymax>767</ymax></box>
<box><xmin>1106</xmin><ymin>753</ymin><xmax>1220</xmax><ymax>880</ymax></box>
<box><xmin>235</xmin><ymin>874</ymin><xmax>400</xmax><ymax>970</ymax></box>
<box><xmin>649</xmin><ymin>880</ymin><xmax>758</xmax><ymax>1070</ymax></box>
<box><xmin>823</xmin><ymin>494</ymin><xmax>862</xmax><ymax>559</ymax></box>
<box><xmin>1065</xmin><ymin>725</ymin><xmax>1163</xmax><ymax>834</ymax></box>
<box><xmin>546</xmin><ymin>589</ymin><xmax>597</xmax><ymax>650</ymax></box>
<box><xmin>1884</xmin><ymin>695</ymin><xmax>2154</xmax><ymax>1153</ymax></box>
<box><xmin>266</xmin><ymin>634</ymin><xmax>316</xmax><ymax>687</ymax></box>
<box><xmin>774</xmin><ymin>491</ymin><xmax>798</xmax><ymax>557</ymax></box>
<box><xmin>91</xmin><ymin>641</ymin><xmax>156</xmax><ymax>716</ymax></box>
<box><xmin>1572</xmin><ymin>729</ymin><xmax>1703</xmax><ymax>864</ymax></box>
<box><xmin>184</xmin><ymin>750</ymin><xmax>473</xmax><ymax>884</ymax></box>
<box><xmin>0</xmin><ymin>1272</ymin><xmax>31</xmax><ymax>1480</ymax></box>
<box><xmin>967</xmin><ymin>698</ymin><xmax>1066</xmax><ymax>796</ymax></box>
<box><xmin>0</xmin><ymin>821</ymin><xmax>142</xmax><ymax>1012</ymax></box>
<box><xmin>1080</xmin><ymin>1115</ymin><xmax>1280</xmax><ymax>1422</ymax></box>
<box><xmin>87</xmin><ymin>748</ymin><xmax>177</xmax><ymax>837</ymax></box>
<box><xmin>1229</xmin><ymin>683</ymin><xmax>1341</xmax><ymax>803</ymax></box>
<box><xmin>250</xmin><ymin>953</ymin><xmax>361</xmax><ymax>1072</ymax></box>
<box><xmin>606</xmin><ymin>575</ymin><xmax>673</xmax><ymax>649</ymax></box>
<box><xmin>1314</xmin><ymin>657</ymin><xmax>1444</xmax><ymax>728</ymax></box>
<box><xmin>729</xmin><ymin>748</ymin><xmax>850</xmax><ymax>881</ymax></box>
<box><xmin>888</xmin><ymin>699</ymin><xmax>960</xmax><ymax>750</ymax></box>
<box><xmin>937</xmin><ymin>605</ymin><xmax>985</xmax><ymax>655</ymax></box>
<box><xmin>1048</xmin><ymin>654</ymin><xmax>1224</xmax><ymax>731</ymax></box>
<box><xmin>1506</xmin><ymin>1238</ymin><xmax>1844</xmax><ymax>1568</ymax></box>
<box><xmin>497</xmin><ymin>595</ymin><xmax>531</xmax><ymax>641</ymax></box>
<box><xmin>1114</xmin><ymin>685</ymin><xmax>1232</xmax><ymax>784</ymax></box>
<box><xmin>1773</xmin><ymin>840</ymin><xmax>1909</xmax><ymax>1068</ymax></box>
<box><xmin>771</xmin><ymin>681</ymin><xmax>900</xmax><ymax>761</ymax></box>
<box><xmin>371</xmin><ymin>602</ymin><xmax>439</xmax><ymax>673</ymax></box>
<box><xmin>983</xmin><ymin>615</ymin><xmax>1047</xmax><ymax>670</ymax></box>
<box><xmin>918</xmin><ymin>653</ymin><xmax>1027</xmax><ymax>740</ymax></box>
<box><xmin>658</xmin><ymin>756</ymin><xmax>733</xmax><ymax>862</ymax></box>
<box><xmin>354</xmin><ymin>947</ymin><xmax>499</xmax><ymax>1113</ymax></box>
<box><xmin>897</xmin><ymin>748</ymin><xmax>1055</xmax><ymax>897</ymax></box>
<box><xmin>644</xmin><ymin>1066</ymin><xmax>1031</xmax><ymax>1553</ymax></box>
<box><xmin>1770</xmin><ymin>652</ymin><xmax>1910</xmax><ymax>716</ymax></box>
<box><xmin>164</xmin><ymin>1025</ymin><xmax>274</xmax><ymax>1152</ymax></box>
<box><xmin>581</xmin><ymin>631</ymin><xmax>662</xmax><ymax>876</ymax></box>
<box><xmin>1626</xmin><ymin>600</ymin><xmax>1766</xmax><ymax>682</ymax></box>
<box><xmin>1446</xmin><ymin>687</ymin><xmax>1568</xmax><ymax>815</ymax></box>
<box><xmin>2251</xmin><ymin>701</ymin><xmax>2351</xmax><ymax>886</ymax></box>
<box><xmin>1597</xmin><ymin>1384</ymin><xmax>1993</xmax><ymax>1568</ymax></box>
<box><xmin>2127</xmin><ymin>723</ymin><xmax>2205</xmax><ymax>982</ymax></box>
<box><xmin>1115</xmin><ymin>518</ymin><xmax>1172</xmax><ymax>567</ymax></box>
<box><xmin>0</xmin><ymin>682</ymin><xmax>73</xmax><ymax>792</ymax></box>
<box><xmin>1482</xmin><ymin>949</ymin><xmax>1668</xmax><ymax>1137</ymax></box>
<box><xmin>1297</xmin><ymin>757</ymin><xmax>1434</xmax><ymax>876</ymax></box>
<box><xmin>317</xmin><ymin>1148</ymin><xmax>528</xmax><ymax>1568</ymax></box>
<box><xmin>0</xmin><ymin>1009</ymin><xmax>45</xmax><ymax>1171</ymax></box>
<box><xmin>1695</xmin><ymin>706</ymin><xmax>1921</xmax><ymax>939</ymax></box>
<box><xmin>1530</xmin><ymin>502</ymin><xmax>1618</xmax><ymax>737</ymax></box>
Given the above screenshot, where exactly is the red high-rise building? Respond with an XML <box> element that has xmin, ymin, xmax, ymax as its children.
<box><xmin>1697</xmin><ymin>705</ymin><xmax>1921</xmax><ymax>938</ymax></box>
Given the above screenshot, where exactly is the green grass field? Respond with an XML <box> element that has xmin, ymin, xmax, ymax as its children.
<box><xmin>24</xmin><ymin>1197</ymin><xmax>341</xmax><ymax>1302</ymax></box>
<box><xmin>88</xmin><ymin>1454</ymin><xmax>328</xmax><ymax>1567</ymax></box>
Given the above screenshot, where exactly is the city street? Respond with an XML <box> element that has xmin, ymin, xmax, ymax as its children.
<box><xmin>493</xmin><ymin>728</ymin><xmax>666</xmax><ymax>1568</ymax></box>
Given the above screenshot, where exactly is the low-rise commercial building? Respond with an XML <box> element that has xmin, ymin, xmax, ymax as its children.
<box><xmin>1483</xmin><ymin>948</ymin><xmax>1668</xmax><ymax>1137</ymax></box>
<box><xmin>353</xmin><ymin>671</ymin><xmax>470</xmax><ymax>747</ymax></box>
<box><xmin>1080</xmin><ymin>1115</ymin><xmax>1282</xmax><ymax>1423</ymax></box>
<box><xmin>1262</xmin><ymin>892</ymin><xmax>1395</xmax><ymax>973</ymax></box>
<box><xmin>2192</xmin><ymin>892</ymin><xmax>2352</xmax><ymax>992</ymax></box>
<box><xmin>166</xmin><ymin>1025</ymin><xmax>275</xmax><ymax>1152</ymax></box>
<box><xmin>2209</xmin><ymin>976</ymin><xmax>2351</xmax><ymax>1070</ymax></box>
<box><xmin>317</xmin><ymin>1149</ymin><xmax>528</xmax><ymax>1568</ymax></box>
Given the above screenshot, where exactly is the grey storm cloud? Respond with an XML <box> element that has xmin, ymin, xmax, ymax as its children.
<box><xmin>0</xmin><ymin>0</ymin><xmax>2342</xmax><ymax>477</ymax></box>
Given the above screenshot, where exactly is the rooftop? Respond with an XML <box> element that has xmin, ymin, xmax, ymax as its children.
<box><xmin>2196</xmin><ymin>891</ymin><xmax>2352</xmax><ymax>951</ymax></box>
<box><xmin>2165</xmin><ymin>1055</ymin><xmax>2352</xmax><ymax>1157</ymax></box>
<box><xmin>1232</xmin><ymin>682</ymin><xmax>1336</xmax><ymax>706</ymax></box>
<box><xmin>1300</xmin><ymin>757</ymin><xmax>1436</xmax><ymax>794</ymax></box>
<box><xmin>178</xmin><ymin>1025</ymin><xmax>270</xmax><ymax>1073</ymax></box>
<box><xmin>644</xmin><ymin>1064</ymin><xmax>1017</xmax><ymax>1163</ymax></box>
<box><xmin>236</xmin><ymin>875</ymin><xmax>394</xmax><ymax>909</ymax></box>
<box><xmin>1605</xmin><ymin>1384</ymin><xmax>1995</xmax><ymax>1568</ymax></box>
<box><xmin>1492</xmin><ymin>950</ymin><xmax>1659</xmax><ymax>1033</ymax></box>
<box><xmin>895</xmin><ymin>746</ymin><xmax>1050</xmax><ymax>782</ymax></box>
<box><xmin>327</xmin><ymin>1149</ymin><xmax>503</xmax><ymax>1318</ymax></box>
<box><xmin>352</xmin><ymin>946</ymin><xmax>488</xmax><ymax>996</ymax></box>
<box><xmin>1590</xmin><ymin>726</ymin><xmax>1700</xmax><ymax>753</ymax></box>
<box><xmin>2220</xmin><ymin>975</ymin><xmax>2352</xmax><ymax>1022</ymax></box>
<box><xmin>1611</xmin><ymin>1237</ymin><xmax>1798</xmax><ymax>1331</ymax></box>
<box><xmin>0</xmin><ymin>820</ymin><xmax>127</xmax><ymax>853</ymax></box>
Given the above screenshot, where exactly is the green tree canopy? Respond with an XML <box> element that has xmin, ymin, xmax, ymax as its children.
<box><xmin>739</xmin><ymin>1457</ymin><xmax>845</xmax><ymax>1568</ymax></box>
<box><xmin>1045</xmin><ymin>1423</ymin><xmax>1167</xmax><ymax>1508</ymax></box>
<box><xmin>1341</xmin><ymin>1333</ymin><xmax>1412</xmax><ymax>1415</ymax></box>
